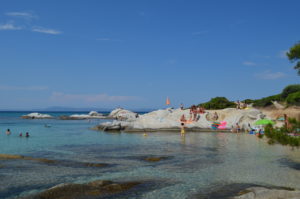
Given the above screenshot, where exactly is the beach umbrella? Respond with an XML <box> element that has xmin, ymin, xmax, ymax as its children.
<box><xmin>255</xmin><ymin>119</ymin><xmax>275</xmax><ymax>125</ymax></box>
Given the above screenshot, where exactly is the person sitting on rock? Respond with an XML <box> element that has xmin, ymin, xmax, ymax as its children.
<box><xmin>180</xmin><ymin>114</ymin><xmax>187</xmax><ymax>122</ymax></box>
<box><xmin>190</xmin><ymin>105</ymin><xmax>197</xmax><ymax>121</ymax></box>
<box><xmin>189</xmin><ymin>108</ymin><xmax>193</xmax><ymax>121</ymax></box>
<box><xmin>236</xmin><ymin>100</ymin><xmax>241</xmax><ymax>109</ymax></box>
<box><xmin>213</xmin><ymin>112</ymin><xmax>219</xmax><ymax>121</ymax></box>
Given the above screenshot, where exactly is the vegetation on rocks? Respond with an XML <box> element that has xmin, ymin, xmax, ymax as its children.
<box><xmin>264</xmin><ymin>118</ymin><xmax>300</xmax><ymax>147</ymax></box>
<box><xmin>198</xmin><ymin>84</ymin><xmax>300</xmax><ymax>109</ymax></box>
<box><xmin>286</xmin><ymin>91</ymin><xmax>300</xmax><ymax>106</ymax></box>
<box><xmin>198</xmin><ymin>97</ymin><xmax>236</xmax><ymax>110</ymax></box>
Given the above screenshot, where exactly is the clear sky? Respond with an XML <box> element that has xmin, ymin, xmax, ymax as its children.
<box><xmin>0</xmin><ymin>0</ymin><xmax>299</xmax><ymax>110</ymax></box>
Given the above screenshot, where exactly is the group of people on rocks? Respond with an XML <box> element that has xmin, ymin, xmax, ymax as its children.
<box><xmin>236</xmin><ymin>100</ymin><xmax>248</xmax><ymax>109</ymax></box>
<box><xmin>190</xmin><ymin>105</ymin><xmax>205</xmax><ymax>121</ymax></box>
<box><xmin>5</xmin><ymin>129</ymin><xmax>30</xmax><ymax>137</ymax></box>
<box><xmin>179</xmin><ymin>103</ymin><xmax>246</xmax><ymax>134</ymax></box>
<box><xmin>180</xmin><ymin>105</ymin><xmax>206</xmax><ymax>123</ymax></box>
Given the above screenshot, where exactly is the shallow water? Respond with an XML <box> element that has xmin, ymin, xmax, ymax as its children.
<box><xmin>0</xmin><ymin>112</ymin><xmax>300</xmax><ymax>199</ymax></box>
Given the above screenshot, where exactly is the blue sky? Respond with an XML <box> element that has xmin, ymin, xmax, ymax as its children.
<box><xmin>0</xmin><ymin>0</ymin><xmax>299</xmax><ymax>110</ymax></box>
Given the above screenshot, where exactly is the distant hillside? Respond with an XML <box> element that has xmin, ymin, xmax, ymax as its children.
<box><xmin>198</xmin><ymin>84</ymin><xmax>300</xmax><ymax>110</ymax></box>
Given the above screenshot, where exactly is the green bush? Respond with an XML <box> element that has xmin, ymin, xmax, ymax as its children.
<box><xmin>252</xmin><ymin>94</ymin><xmax>282</xmax><ymax>107</ymax></box>
<box><xmin>199</xmin><ymin>97</ymin><xmax>236</xmax><ymax>110</ymax></box>
<box><xmin>286</xmin><ymin>91</ymin><xmax>300</xmax><ymax>106</ymax></box>
<box><xmin>281</xmin><ymin>84</ymin><xmax>300</xmax><ymax>99</ymax></box>
<box><xmin>264</xmin><ymin>120</ymin><xmax>300</xmax><ymax>147</ymax></box>
<box><xmin>243</xmin><ymin>99</ymin><xmax>255</xmax><ymax>104</ymax></box>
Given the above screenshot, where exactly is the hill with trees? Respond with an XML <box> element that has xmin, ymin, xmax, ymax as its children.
<box><xmin>198</xmin><ymin>84</ymin><xmax>300</xmax><ymax>109</ymax></box>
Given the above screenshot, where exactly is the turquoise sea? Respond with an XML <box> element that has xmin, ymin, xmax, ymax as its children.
<box><xmin>0</xmin><ymin>111</ymin><xmax>300</xmax><ymax>199</ymax></box>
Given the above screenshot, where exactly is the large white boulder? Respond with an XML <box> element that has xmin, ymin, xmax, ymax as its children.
<box><xmin>108</xmin><ymin>108</ymin><xmax>138</xmax><ymax>121</ymax></box>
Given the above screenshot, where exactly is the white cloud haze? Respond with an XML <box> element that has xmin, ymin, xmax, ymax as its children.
<box><xmin>243</xmin><ymin>61</ymin><xmax>257</xmax><ymax>66</ymax></box>
<box><xmin>32</xmin><ymin>27</ymin><xmax>62</xmax><ymax>35</ymax></box>
<box><xmin>255</xmin><ymin>71</ymin><xmax>286</xmax><ymax>80</ymax></box>
<box><xmin>5</xmin><ymin>12</ymin><xmax>36</xmax><ymax>19</ymax></box>
<box><xmin>0</xmin><ymin>85</ymin><xmax>48</xmax><ymax>91</ymax></box>
<box><xmin>0</xmin><ymin>21</ymin><xmax>22</xmax><ymax>30</ymax></box>
<box><xmin>51</xmin><ymin>92</ymin><xmax>139</xmax><ymax>102</ymax></box>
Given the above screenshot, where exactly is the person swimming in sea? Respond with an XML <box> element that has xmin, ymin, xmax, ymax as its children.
<box><xmin>25</xmin><ymin>132</ymin><xmax>29</xmax><ymax>138</ymax></box>
<box><xmin>6</xmin><ymin>129</ymin><xmax>11</xmax><ymax>135</ymax></box>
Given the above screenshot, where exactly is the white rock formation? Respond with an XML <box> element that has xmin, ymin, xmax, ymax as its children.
<box><xmin>234</xmin><ymin>187</ymin><xmax>300</xmax><ymax>199</ymax></box>
<box><xmin>22</xmin><ymin>112</ymin><xmax>53</xmax><ymax>119</ymax></box>
<box><xmin>96</xmin><ymin>107</ymin><xmax>267</xmax><ymax>132</ymax></box>
<box><xmin>69</xmin><ymin>111</ymin><xmax>105</xmax><ymax>119</ymax></box>
<box><xmin>272</xmin><ymin>100</ymin><xmax>285</xmax><ymax>109</ymax></box>
<box><xmin>88</xmin><ymin>111</ymin><xmax>103</xmax><ymax>117</ymax></box>
<box><xmin>108</xmin><ymin>108</ymin><xmax>138</xmax><ymax>121</ymax></box>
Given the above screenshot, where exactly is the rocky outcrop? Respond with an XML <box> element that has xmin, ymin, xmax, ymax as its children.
<box><xmin>272</xmin><ymin>101</ymin><xmax>285</xmax><ymax>109</ymax></box>
<box><xmin>92</xmin><ymin>121</ymin><xmax>130</xmax><ymax>131</ymax></box>
<box><xmin>23</xmin><ymin>180</ymin><xmax>141</xmax><ymax>199</ymax></box>
<box><xmin>108</xmin><ymin>108</ymin><xmax>138</xmax><ymax>121</ymax></box>
<box><xmin>21</xmin><ymin>112</ymin><xmax>53</xmax><ymax>119</ymax></box>
<box><xmin>94</xmin><ymin>108</ymin><xmax>266</xmax><ymax>132</ymax></box>
<box><xmin>59</xmin><ymin>111</ymin><xmax>105</xmax><ymax>120</ymax></box>
<box><xmin>0</xmin><ymin>154</ymin><xmax>108</xmax><ymax>168</ymax></box>
<box><xmin>234</xmin><ymin>187</ymin><xmax>300</xmax><ymax>199</ymax></box>
<box><xmin>143</xmin><ymin>156</ymin><xmax>169</xmax><ymax>162</ymax></box>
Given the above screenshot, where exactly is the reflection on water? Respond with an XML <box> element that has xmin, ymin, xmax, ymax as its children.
<box><xmin>0</xmin><ymin>113</ymin><xmax>300</xmax><ymax>199</ymax></box>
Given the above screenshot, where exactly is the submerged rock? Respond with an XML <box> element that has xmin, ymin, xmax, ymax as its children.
<box><xmin>191</xmin><ymin>183</ymin><xmax>299</xmax><ymax>199</ymax></box>
<box><xmin>143</xmin><ymin>156</ymin><xmax>169</xmax><ymax>162</ymax></box>
<box><xmin>93</xmin><ymin>120</ymin><xmax>130</xmax><ymax>131</ymax></box>
<box><xmin>0</xmin><ymin>154</ymin><xmax>24</xmax><ymax>159</ymax></box>
<box><xmin>234</xmin><ymin>187</ymin><xmax>300</xmax><ymax>199</ymax></box>
<box><xmin>21</xmin><ymin>112</ymin><xmax>53</xmax><ymax>119</ymax></box>
<box><xmin>0</xmin><ymin>154</ymin><xmax>108</xmax><ymax>168</ymax></box>
<box><xmin>24</xmin><ymin>180</ymin><xmax>141</xmax><ymax>199</ymax></box>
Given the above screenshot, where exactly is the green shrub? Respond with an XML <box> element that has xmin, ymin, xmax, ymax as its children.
<box><xmin>264</xmin><ymin>119</ymin><xmax>300</xmax><ymax>147</ymax></box>
<box><xmin>286</xmin><ymin>91</ymin><xmax>300</xmax><ymax>106</ymax></box>
<box><xmin>281</xmin><ymin>84</ymin><xmax>300</xmax><ymax>99</ymax></box>
<box><xmin>258</xmin><ymin>134</ymin><xmax>264</xmax><ymax>139</ymax></box>
<box><xmin>243</xmin><ymin>99</ymin><xmax>255</xmax><ymax>104</ymax></box>
<box><xmin>252</xmin><ymin>94</ymin><xmax>282</xmax><ymax>107</ymax></box>
<box><xmin>199</xmin><ymin>97</ymin><xmax>236</xmax><ymax>110</ymax></box>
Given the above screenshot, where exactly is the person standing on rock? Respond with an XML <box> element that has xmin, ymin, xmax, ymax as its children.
<box><xmin>180</xmin><ymin>103</ymin><xmax>184</xmax><ymax>110</ymax></box>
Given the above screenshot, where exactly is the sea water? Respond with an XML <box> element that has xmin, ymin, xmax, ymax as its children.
<box><xmin>0</xmin><ymin>112</ymin><xmax>300</xmax><ymax>199</ymax></box>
